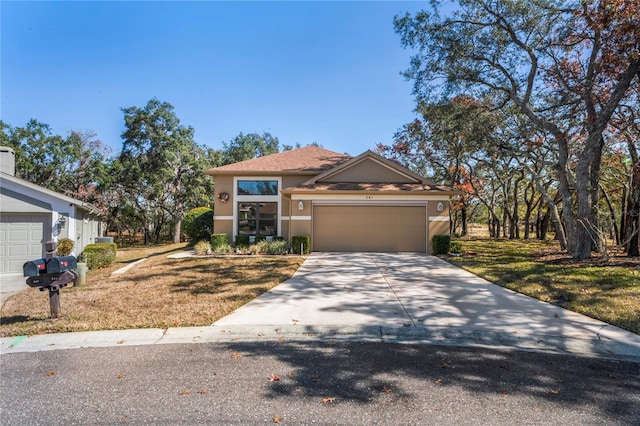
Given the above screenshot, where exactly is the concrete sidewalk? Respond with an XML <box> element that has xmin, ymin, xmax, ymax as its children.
<box><xmin>2</xmin><ymin>252</ymin><xmax>639</xmax><ymax>361</ymax></box>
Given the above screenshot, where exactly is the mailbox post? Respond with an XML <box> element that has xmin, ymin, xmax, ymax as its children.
<box><xmin>23</xmin><ymin>241</ymin><xmax>78</xmax><ymax>319</ymax></box>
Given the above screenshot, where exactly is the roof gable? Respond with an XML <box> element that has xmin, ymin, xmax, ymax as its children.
<box><xmin>204</xmin><ymin>146</ymin><xmax>351</xmax><ymax>175</ymax></box>
<box><xmin>304</xmin><ymin>150</ymin><xmax>434</xmax><ymax>185</ymax></box>
<box><xmin>0</xmin><ymin>172</ymin><xmax>102</xmax><ymax>215</ymax></box>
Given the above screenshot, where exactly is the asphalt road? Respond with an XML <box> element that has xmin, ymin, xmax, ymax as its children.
<box><xmin>1</xmin><ymin>341</ymin><xmax>638</xmax><ymax>425</ymax></box>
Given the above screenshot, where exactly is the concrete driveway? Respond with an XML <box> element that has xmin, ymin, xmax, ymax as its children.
<box><xmin>215</xmin><ymin>252</ymin><xmax>640</xmax><ymax>358</ymax></box>
<box><xmin>0</xmin><ymin>273</ymin><xmax>28</xmax><ymax>307</ymax></box>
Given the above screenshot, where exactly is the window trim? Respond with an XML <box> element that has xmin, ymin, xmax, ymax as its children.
<box><xmin>233</xmin><ymin>176</ymin><xmax>281</xmax><ymax>241</ymax></box>
<box><xmin>237</xmin><ymin>180</ymin><xmax>279</xmax><ymax>196</ymax></box>
<box><xmin>236</xmin><ymin>201</ymin><xmax>278</xmax><ymax>237</ymax></box>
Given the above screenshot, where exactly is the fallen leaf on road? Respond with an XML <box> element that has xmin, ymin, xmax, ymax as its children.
<box><xmin>45</xmin><ymin>371</ymin><xmax>56</xmax><ymax>377</ymax></box>
<box><xmin>501</xmin><ymin>391</ymin><xmax>508</xmax><ymax>396</ymax></box>
<box><xmin>197</xmin><ymin>389</ymin><xmax>208</xmax><ymax>394</ymax></box>
<box><xmin>550</xmin><ymin>389</ymin><xmax>559</xmax><ymax>394</ymax></box>
<box><xmin>231</xmin><ymin>352</ymin><xmax>242</xmax><ymax>358</ymax></box>
<box><xmin>279</xmin><ymin>336</ymin><xmax>285</xmax><ymax>342</ymax></box>
<box><xmin>117</xmin><ymin>340</ymin><xmax>125</xmax><ymax>344</ymax></box>
<box><xmin>382</xmin><ymin>386</ymin><xmax>393</xmax><ymax>394</ymax></box>
<box><xmin>179</xmin><ymin>390</ymin><xmax>190</xmax><ymax>396</ymax></box>
<box><xmin>273</xmin><ymin>416</ymin><xmax>283</xmax><ymax>423</ymax></box>
<box><xmin>269</xmin><ymin>373</ymin><xmax>281</xmax><ymax>382</ymax></box>
<box><xmin>434</xmin><ymin>379</ymin><xmax>442</xmax><ymax>385</ymax></box>
<box><xmin>287</xmin><ymin>371</ymin><xmax>294</xmax><ymax>377</ymax></box>
<box><xmin>117</xmin><ymin>373</ymin><xmax>126</xmax><ymax>379</ymax></box>
<box><xmin>322</xmin><ymin>397</ymin><xmax>336</xmax><ymax>404</ymax></box>
<box><xmin>295</xmin><ymin>387</ymin><xmax>303</xmax><ymax>393</ymax></box>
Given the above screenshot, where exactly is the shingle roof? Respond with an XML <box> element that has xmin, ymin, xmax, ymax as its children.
<box><xmin>204</xmin><ymin>146</ymin><xmax>351</xmax><ymax>175</ymax></box>
<box><xmin>282</xmin><ymin>182</ymin><xmax>462</xmax><ymax>194</ymax></box>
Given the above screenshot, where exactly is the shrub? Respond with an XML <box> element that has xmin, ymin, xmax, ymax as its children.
<box><xmin>56</xmin><ymin>238</ymin><xmax>74</xmax><ymax>256</ymax></box>
<box><xmin>450</xmin><ymin>240</ymin><xmax>462</xmax><ymax>254</ymax></box>
<box><xmin>183</xmin><ymin>207</ymin><xmax>213</xmax><ymax>243</ymax></box>
<box><xmin>194</xmin><ymin>240</ymin><xmax>211</xmax><ymax>255</ymax></box>
<box><xmin>213</xmin><ymin>244</ymin><xmax>234</xmax><ymax>254</ymax></box>
<box><xmin>211</xmin><ymin>233</ymin><xmax>228</xmax><ymax>251</ymax></box>
<box><xmin>432</xmin><ymin>234</ymin><xmax>451</xmax><ymax>255</ymax></box>
<box><xmin>235</xmin><ymin>235</ymin><xmax>250</xmax><ymax>248</ymax></box>
<box><xmin>257</xmin><ymin>240</ymin><xmax>288</xmax><ymax>255</ymax></box>
<box><xmin>82</xmin><ymin>243</ymin><xmax>117</xmax><ymax>269</ymax></box>
<box><xmin>292</xmin><ymin>235</ymin><xmax>310</xmax><ymax>255</ymax></box>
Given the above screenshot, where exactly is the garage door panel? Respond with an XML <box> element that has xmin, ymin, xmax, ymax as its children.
<box><xmin>313</xmin><ymin>205</ymin><xmax>426</xmax><ymax>252</ymax></box>
<box><xmin>0</xmin><ymin>214</ymin><xmax>49</xmax><ymax>273</ymax></box>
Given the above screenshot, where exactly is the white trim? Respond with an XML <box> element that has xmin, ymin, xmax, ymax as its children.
<box><xmin>429</xmin><ymin>216</ymin><xmax>450</xmax><ymax>222</ymax></box>
<box><xmin>232</xmin><ymin>176</ymin><xmax>282</xmax><ymax>238</ymax></box>
<box><xmin>425</xmin><ymin>204</ymin><xmax>429</xmax><ymax>253</ymax></box>
<box><xmin>293</xmin><ymin>194</ymin><xmax>448</xmax><ymax>201</ymax></box>
<box><xmin>312</xmin><ymin>200</ymin><xmax>428</xmax><ymax>206</ymax></box>
<box><xmin>289</xmin><ymin>216</ymin><xmax>312</xmax><ymax>221</ymax></box>
<box><xmin>213</xmin><ymin>216</ymin><xmax>234</xmax><ymax>221</ymax></box>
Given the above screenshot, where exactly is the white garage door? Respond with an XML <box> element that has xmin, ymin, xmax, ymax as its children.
<box><xmin>313</xmin><ymin>205</ymin><xmax>427</xmax><ymax>252</ymax></box>
<box><xmin>0</xmin><ymin>214</ymin><xmax>49</xmax><ymax>273</ymax></box>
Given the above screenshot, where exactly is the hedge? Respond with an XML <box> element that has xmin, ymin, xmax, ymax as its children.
<box><xmin>183</xmin><ymin>207</ymin><xmax>213</xmax><ymax>243</ymax></box>
<box><xmin>82</xmin><ymin>242</ymin><xmax>117</xmax><ymax>269</ymax></box>
<box><xmin>211</xmin><ymin>233</ymin><xmax>229</xmax><ymax>250</ymax></box>
<box><xmin>235</xmin><ymin>235</ymin><xmax>250</xmax><ymax>247</ymax></box>
<box><xmin>432</xmin><ymin>234</ymin><xmax>451</xmax><ymax>255</ymax></box>
<box><xmin>292</xmin><ymin>235</ymin><xmax>310</xmax><ymax>255</ymax></box>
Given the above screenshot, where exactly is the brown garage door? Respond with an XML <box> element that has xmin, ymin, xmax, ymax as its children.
<box><xmin>313</xmin><ymin>205</ymin><xmax>427</xmax><ymax>252</ymax></box>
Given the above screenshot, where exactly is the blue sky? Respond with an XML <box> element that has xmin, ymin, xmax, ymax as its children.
<box><xmin>1</xmin><ymin>1</ymin><xmax>426</xmax><ymax>157</ymax></box>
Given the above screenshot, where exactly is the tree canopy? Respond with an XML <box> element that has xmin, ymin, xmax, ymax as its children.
<box><xmin>392</xmin><ymin>0</ymin><xmax>640</xmax><ymax>258</ymax></box>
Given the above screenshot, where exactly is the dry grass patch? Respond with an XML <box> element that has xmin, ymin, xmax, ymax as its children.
<box><xmin>0</xmin><ymin>247</ymin><xmax>303</xmax><ymax>336</ymax></box>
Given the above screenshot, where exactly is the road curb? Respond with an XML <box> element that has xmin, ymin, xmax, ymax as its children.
<box><xmin>3</xmin><ymin>325</ymin><xmax>638</xmax><ymax>362</ymax></box>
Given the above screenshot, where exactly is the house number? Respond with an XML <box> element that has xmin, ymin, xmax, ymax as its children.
<box><xmin>365</xmin><ymin>195</ymin><xmax>374</xmax><ymax>200</ymax></box>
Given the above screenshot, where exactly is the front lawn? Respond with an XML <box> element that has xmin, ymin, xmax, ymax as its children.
<box><xmin>446</xmin><ymin>239</ymin><xmax>640</xmax><ymax>334</ymax></box>
<box><xmin>0</xmin><ymin>244</ymin><xmax>304</xmax><ymax>337</ymax></box>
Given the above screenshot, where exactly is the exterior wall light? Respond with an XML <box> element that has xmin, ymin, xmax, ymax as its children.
<box><xmin>298</xmin><ymin>201</ymin><xmax>304</xmax><ymax>211</ymax></box>
<box><xmin>437</xmin><ymin>202</ymin><xmax>444</xmax><ymax>212</ymax></box>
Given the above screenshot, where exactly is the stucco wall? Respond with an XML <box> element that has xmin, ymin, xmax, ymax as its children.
<box><xmin>322</xmin><ymin>158</ymin><xmax>414</xmax><ymax>183</ymax></box>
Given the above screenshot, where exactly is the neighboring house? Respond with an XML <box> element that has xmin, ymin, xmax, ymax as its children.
<box><xmin>204</xmin><ymin>146</ymin><xmax>460</xmax><ymax>253</ymax></box>
<box><xmin>0</xmin><ymin>147</ymin><xmax>103</xmax><ymax>274</ymax></box>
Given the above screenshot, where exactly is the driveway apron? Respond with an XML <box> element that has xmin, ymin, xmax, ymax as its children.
<box><xmin>214</xmin><ymin>252</ymin><xmax>640</xmax><ymax>358</ymax></box>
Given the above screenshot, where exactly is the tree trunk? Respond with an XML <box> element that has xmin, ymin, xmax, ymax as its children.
<box><xmin>461</xmin><ymin>206</ymin><xmax>468</xmax><ymax>237</ymax></box>
<box><xmin>599</xmin><ymin>183</ymin><xmax>620</xmax><ymax>246</ymax></box>
<box><xmin>626</xmin><ymin>159</ymin><xmax>640</xmax><ymax>257</ymax></box>
<box><xmin>173</xmin><ymin>218</ymin><xmax>182</xmax><ymax>244</ymax></box>
<box><xmin>574</xmin><ymin>133</ymin><xmax>605</xmax><ymax>259</ymax></box>
<box><xmin>556</xmin><ymin>137</ymin><xmax>576</xmax><ymax>253</ymax></box>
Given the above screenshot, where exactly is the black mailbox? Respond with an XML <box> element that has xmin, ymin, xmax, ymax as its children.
<box><xmin>23</xmin><ymin>259</ymin><xmax>47</xmax><ymax>277</ymax></box>
<box><xmin>46</xmin><ymin>256</ymin><xmax>77</xmax><ymax>273</ymax></box>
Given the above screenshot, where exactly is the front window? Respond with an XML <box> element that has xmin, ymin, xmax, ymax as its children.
<box><xmin>237</xmin><ymin>202</ymin><xmax>277</xmax><ymax>236</ymax></box>
<box><xmin>237</xmin><ymin>180</ymin><xmax>278</xmax><ymax>196</ymax></box>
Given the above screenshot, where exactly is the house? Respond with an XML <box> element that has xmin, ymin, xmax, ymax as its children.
<box><xmin>204</xmin><ymin>146</ymin><xmax>459</xmax><ymax>253</ymax></box>
<box><xmin>0</xmin><ymin>147</ymin><xmax>103</xmax><ymax>274</ymax></box>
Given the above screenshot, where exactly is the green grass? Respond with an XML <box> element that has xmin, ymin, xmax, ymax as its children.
<box><xmin>447</xmin><ymin>239</ymin><xmax>640</xmax><ymax>334</ymax></box>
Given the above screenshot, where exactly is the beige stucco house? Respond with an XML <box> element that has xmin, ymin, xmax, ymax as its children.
<box><xmin>204</xmin><ymin>146</ymin><xmax>459</xmax><ymax>253</ymax></box>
